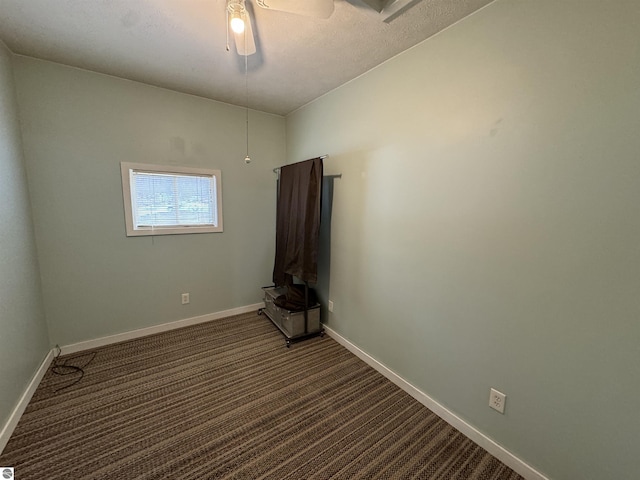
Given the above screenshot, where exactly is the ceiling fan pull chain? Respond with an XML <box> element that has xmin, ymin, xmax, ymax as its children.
<box><xmin>225</xmin><ymin>8</ymin><xmax>230</xmax><ymax>51</ymax></box>
<box><xmin>244</xmin><ymin>37</ymin><xmax>251</xmax><ymax>164</ymax></box>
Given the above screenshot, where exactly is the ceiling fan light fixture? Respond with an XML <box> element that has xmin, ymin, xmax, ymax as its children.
<box><xmin>230</xmin><ymin>11</ymin><xmax>245</xmax><ymax>34</ymax></box>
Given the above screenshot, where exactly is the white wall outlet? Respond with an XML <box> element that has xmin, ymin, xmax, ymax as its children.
<box><xmin>328</xmin><ymin>300</ymin><xmax>334</xmax><ymax>313</ymax></box>
<box><xmin>181</xmin><ymin>293</ymin><xmax>190</xmax><ymax>305</ymax></box>
<box><xmin>489</xmin><ymin>388</ymin><xmax>506</xmax><ymax>414</ymax></box>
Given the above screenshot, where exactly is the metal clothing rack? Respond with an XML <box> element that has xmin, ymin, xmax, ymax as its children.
<box><xmin>258</xmin><ymin>281</ymin><xmax>323</xmax><ymax>347</ymax></box>
<box><xmin>260</xmin><ymin>155</ymin><xmax>333</xmax><ymax>347</ymax></box>
<box><xmin>272</xmin><ymin>155</ymin><xmax>342</xmax><ymax>182</ymax></box>
<box><xmin>272</xmin><ymin>155</ymin><xmax>329</xmax><ymax>175</ymax></box>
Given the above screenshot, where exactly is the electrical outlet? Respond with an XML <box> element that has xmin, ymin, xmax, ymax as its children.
<box><xmin>181</xmin><ymin>293</ymin><xmax>190</xmax><ymax>305</ymax></box>
<box><xmin>489</xmin><ymin>388</ymin><xmax>506</xmax><ymax>414</ymax></box>
<box><xmin>328</xmin><ymin>300</ymin><xmax>334</xmax><ymax>313</ymax></box>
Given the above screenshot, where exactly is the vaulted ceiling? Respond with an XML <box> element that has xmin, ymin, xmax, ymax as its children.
<box><xmin>0</xmin><ymin>0</ymin><xmax>494</xmax><ymax>115</ymax></box>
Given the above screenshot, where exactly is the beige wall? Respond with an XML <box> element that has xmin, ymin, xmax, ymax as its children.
<box><xmin>287</xmin><ymin>1</ymin><xmax>640</xmax><ymax>479</ymax></box>
<box><xmin>0</xmin><ymin>42</ymin><xmax>49</xmax><ymax>435</ymax></box>
<box><xmin>14</xmin><ymin>57</ymin><xmax>285</xmax><ymax>346</ymax></box>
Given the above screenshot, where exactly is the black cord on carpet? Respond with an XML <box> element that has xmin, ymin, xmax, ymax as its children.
<box><xmin>51</xmin><ymin>345</ymin><xmax>97</xmax><ymax>392</ymax></box>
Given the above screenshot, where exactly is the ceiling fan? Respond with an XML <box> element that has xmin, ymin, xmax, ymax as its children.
<box><xmin>226</xmin><ymin>0</ymin><xmax>335</xmax><ymax>56</ymax></box>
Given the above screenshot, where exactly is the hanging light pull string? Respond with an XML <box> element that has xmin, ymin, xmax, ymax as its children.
<box><xmin>244</xmin><ymin>24</ymin><xmax>251</xmax><ymax>165</ymax></box>
<box><xmin>225</xmin><ymin>7</ymin><xmax>230</xmax><ymax>52</ymax></box>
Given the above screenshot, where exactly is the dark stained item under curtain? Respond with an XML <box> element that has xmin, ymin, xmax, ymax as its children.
<box><xmin>273</xmin><ymin>157</ymin><xmax>323</xmax><ymax>286</ymax></box>
<box><xmin>274</xmin><ymin>284</ymin><xmax>318</xmax><ymax>311</ymax></box>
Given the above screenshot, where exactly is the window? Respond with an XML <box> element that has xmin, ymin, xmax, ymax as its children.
<box><xmin>121</xmin><ymin>162</ymin><xmax>223</xmax><ymax>236</ymax></box>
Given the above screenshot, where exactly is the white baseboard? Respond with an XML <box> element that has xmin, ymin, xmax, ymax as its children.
<box><xmin>323</xmin><ymin>325</ymin><xmax>550</xmax><ymax>480</ymax></box>
<box><xmin>60</xmin><ymin>303</ymin><xmax>264</xmax><ymax>355</ymax></box>
<box><xmin>0</xmin><ymin>349</ymin><xmax>55</xmax><ymax>454</ymax></box>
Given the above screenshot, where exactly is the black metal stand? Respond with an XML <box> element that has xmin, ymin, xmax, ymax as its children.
<box><xmin>258</xmin><ymin>282</ymin><xmax>324</xmax><ymax>347</ymax></box>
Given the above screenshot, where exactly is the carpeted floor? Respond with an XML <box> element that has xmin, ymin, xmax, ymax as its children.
<box><xmin>0</xmin><ymin>312</ymin><xmax>524</xmax><ymax>479</ymax></box>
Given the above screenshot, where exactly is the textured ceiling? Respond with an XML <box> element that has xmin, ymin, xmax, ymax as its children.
<box><xmin>0</xmin><ymin>0</ymin><xmax>493</xmax><ymax>116</ymax></box>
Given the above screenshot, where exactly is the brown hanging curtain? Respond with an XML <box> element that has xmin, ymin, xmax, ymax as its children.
<box><xmin>273</xmin><ymin>157</ymin><xmax>323</xmax><ymax>287</ymax></box>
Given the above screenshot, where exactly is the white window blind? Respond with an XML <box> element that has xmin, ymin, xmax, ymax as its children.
<box><xmin>121</xmin><ymin>163</ymin><xmax>223</xmax><ymax>236</ymax></box>
<box><xmin>131</xmin><ymin>171</ymin><xmax>217</xmax><ymax>228</ymax></box>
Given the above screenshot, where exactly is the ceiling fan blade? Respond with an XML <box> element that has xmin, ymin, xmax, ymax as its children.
<box><xmin>256</xmin><ymin>0</ymin><xmax>334</xmax><ymax>19</ymax></box>
<box><xmin>233</xmin><ymin>11</ymin><xmax>256</xmax><ymax>56</ymax></box>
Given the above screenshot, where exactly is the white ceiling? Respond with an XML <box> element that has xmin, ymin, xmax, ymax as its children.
<box><xmin>0</xmin><ymin>0</ymin><xmax>493</xmax><ymax>116</ymax></box>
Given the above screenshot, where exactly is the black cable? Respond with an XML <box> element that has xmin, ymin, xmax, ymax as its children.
<box><xmin>51</xmin><ymin>345</ymin><xmax>97</xmax><ymax>392</ymax></box>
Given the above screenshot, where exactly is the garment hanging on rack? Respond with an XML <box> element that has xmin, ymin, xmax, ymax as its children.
<box><xmin>273</xmin><ymin>284</ymin><xmax>318</xmax><ymax>311</ymax></box>
<box><xmin>273</xmin><ymin>157</ymin><xmax>323</xmax><ymax>287</ymax></box>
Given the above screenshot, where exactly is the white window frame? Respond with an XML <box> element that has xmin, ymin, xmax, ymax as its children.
<box><xmin>120</xmin><ymin>162</ymin><xmax>223</xmax><ymax>237</ymax></box>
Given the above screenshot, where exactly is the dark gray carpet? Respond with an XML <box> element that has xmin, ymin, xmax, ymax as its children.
<box><xmin>1</xmin><ymin>312</ymin><xmax>524</xmax><ymax>479</ymax></box>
